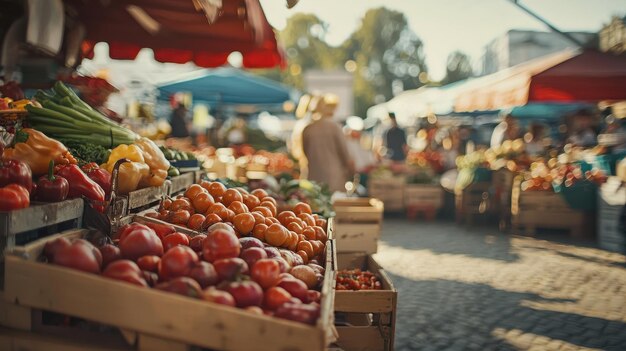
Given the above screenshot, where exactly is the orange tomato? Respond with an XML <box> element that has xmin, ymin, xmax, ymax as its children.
<box><xmin>293</xmin><ymin>202</ymin><xmax>312</xmax><ymax>215</ymax></box>
<box><xmin>228</xmin><ymin>201</ymin><xmax>249</xmax><ymax>215</ymax></box>
<box><xmin>287</xmin><ymin>221</ymin><xmax>303</xmax><ymax>234</ymax></box>
<box><xmin>199</xmin><ymin>180</ymin><xmax>212</xmax><ymax>193</ymax></box>
<box><xmin>233</xmin><ymin>213</ymin><xmax>255</xmax><ymax>235</ymax></box>
<box><xmin>296</xmin><ymin>250</ymin><xmax>308</xmax><ymax>264</ymax></box>
<box><xmin>310</xmin><ymin>240</ymin><xmax>324</xmax><ymax>256</ymax></box>
<box><xmin>251</xmin><ymin>188</ymin><xmax>268</xmax><ymax>200</ymax></box>
<box><xmin>252</xmin><ymin>223</ymin><xmax>268</xmax><ymax>241</ymax></box>
<box><xmin>286</xmin><ymin>231</ymin><xmax>299</xmax><ymax>251</ymax></box>
<box><xmin>207</xmin><ymin>182</ymin><xmax>227</xmax><ymax>198</ymax></box>
<box><xmin>251</xmin><ymin>212</ymin><xmax>265</xmax><ymax>225</ymax></box>
<box><xmin>192</xmin><ymin>192</ymin><xmax>214</xmax><ymax>213</ymax></box>
<box><xmin>234</xmin><ymin>187</ymin><xmax>249</xmax><ymax>195</ymax></box>
<box><xmin>297</xmin><ymin>213</ymin><xmax>315</xmax><ymax>227</ymax></box>
<box><xmin>298</xmin><ymin>234</ymin><xmax>306</xmax><ymax>242</ymax></box>
<box><xmin>188</xmin><ymin>213</ymin><xmax>205</xmax><ymax>231</ymax></box>
<box><xmin>171</xmin><ymin>209</ymin><xmax>191</xmax><ymax>226</ymax></box>
<box><xmin>184</xmin><ymin>184</ymin><xmax>206</xmax><ymax>200</ymax></box>
<box><xmin>277</xmin><ymin>211</ymin><xmax>296</xmax><ymax>225</ymax></box>
<box><xmin>243</xmin><ymin>194</ymin><xmax>260</xmax><ymax>210</ymax></box>
<box><xmin>261</xmin><ymin>196</ymin><xmax>277</xmax><ymax>207</ymax></box>
<box><xmin>201</xmin><ymin>213</ymin><xmax>222</xmax><ymax>231</ymax></box>
<box><xmin>315</xmin><ymin>218</ymin><xmax>327</xmax><ymax>228</ymax></box>
<box><xmin>170</xmin><ymin>198</ymin><xmax>193</xmax><ymax>212</ymax></box>
<box><xmin>222</xmin><ymin>209</ymin><xmax>236</xmax><ymax>223</ymax></box>
<box><xmin>296</xmin><ymin>241</ymin><xmax>314</xmax><ymax>259</ymax></box>
<box><xmin>265</xmin><ymin>223</ymin><xmax>288</xmax><ymax>247</ymax></box>
<box><xmin>221</xmin><ymin>189</ymin><xmax>243</xmax><ymax>207</ymax></box>
<box><xmin>312</xmin><ymin>226</ymin><xmax>327</xmax><ymax>243</ymax></box>
<box><xmin>302</xmin><ymin>227</ymin><xmax>316</xmax><ymax>241</ymax></box>
<box><xmin>259</xmin><ymin>201</ymin><xmax>277</xmax><ymax>217</ymax></box>
<box><xmin>252</xmin><ymin>206</ymin><xmax>272</xmax><ymax>218</ymax></box>
<box><xmin>161</xmin><ymin>198</ymin><xmax>172</xmax><ymax>210</ymax></box>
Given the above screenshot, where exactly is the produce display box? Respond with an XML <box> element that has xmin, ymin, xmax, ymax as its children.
<box><xmin>511</xmin><ymin>178</ymin><xmax>592</xmax><ymax>238</ymax></box>
<box><xmin>597</xmin><ymin>177</ymin><xmax>625</xmax><ymax>253</ymax></box>
<box><xmin>0</xmin><ymin>199</ymin><xmax>83</xmax><ymax>260</ymax></box>
<box><xmin>404</xmin><ymin>184</ymin><xmax>443</xmax><ymax>221</ymax></box>
<box><xmin>123</xmin><ymin>184</ymin><xmax>168</xmax><ymax>214</ymax></box>
<box><xmin>367</xmin><ymin>178</ymin><xmax>405</xmax><ymax>212</ymax></box>
<box><xmin>333</xmin><ymin>253</ymin><xmax>397</xmax><ymax>351</ymax></box>
<box><xmin>455</xmin><ymin>182</ymin><xmax>492</xmax><ymax>226</ymax></box>
<box><xmin>332</xmin><ymin>198</ymin><xmax>383</xmax><ymax>254</ymax></box>
<box><xmin>2</xmin><ymin>228</ymin><xmax>338</xmax><ymax>351</ymax></box>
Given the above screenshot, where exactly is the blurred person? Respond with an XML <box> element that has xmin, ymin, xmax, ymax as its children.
<box><xmin>344</xmin><ymin>125</ymin><xmax>375</xmax><ymax>173</ymax></box>
<box><xmin>290</xmin><ymin>95</ymin><xmax>319</xmax><ymax>179</ymax></box>
<box><xmin>567</xmin><ymin>109</ymin><xmax>597</xmax><ymax>147</ymax></box>
<box><xmin>170</xmin><ymin>103</ymin><xmax>191</xmax><ymax>138</ymax></box>
<box><xmin>226</xmin><ymin>118</ymin><xmax>247</xmax><ymax>146</ymax></box>
<box><xmin>491</xmin><ymin>114</ymin><xmax>521</xmax><ymax>148</ymax></box>
<box><xmin>383</xmin><ymin>112</ymin><xmax>408</xmax><ymax>161</ymax></box>
<box><xmin>302</xmin><ymin>94</ymin><xmax>354</xmax><ymax>192</ymax></box>
<box><xmin>525</xmin><ymin>123</ymin><xmax>546</xmax><ymax>157</ymax></box>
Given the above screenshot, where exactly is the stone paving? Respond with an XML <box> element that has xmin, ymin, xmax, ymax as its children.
<box><xmin>374</xmin><ymin>218</ymin><xmax>626</xmax><ymax>351</ymax></box>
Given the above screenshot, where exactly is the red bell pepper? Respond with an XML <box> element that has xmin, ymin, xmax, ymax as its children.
<box><xmin>37</xmin><ymin>161</ymin><xmax>69</xmax><ymax>202</ymax></box>
<box><xmin>81</xmin><ymin>163</ymin><xmax>112</xmax><ymax>197</ymax></box>
<box><xmin>55</xmin><ymin>164</ymin><xmax>105</xmax><ymax>202</ymax></box>
<box><xmin>0</xmin><ymin>145</ymin><xmax>33</xmax><ymax>192</ymax></box>
<box><xmin>0</xmin><ymin>184</ymin><xmax>30</xmax><ymax>211</ymax></box>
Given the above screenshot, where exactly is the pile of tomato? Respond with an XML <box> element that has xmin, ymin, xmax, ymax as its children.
<box><xmin>336</xmin><ymin>269</ymin><xmax>382</xmax><ymax>291</ymax></box>
<box><xmin>43</xmin><ymin>181</ymin><xmax>330</xmax><ymax>326</ymax></box>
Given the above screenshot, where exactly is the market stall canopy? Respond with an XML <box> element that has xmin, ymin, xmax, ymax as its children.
<box><xmin>66</xmin><ymin>0</ymin><xmax>284</xmax><ymax>68</ymax></box>
<box><xmin>455</xmin><ymin>50</ymin><xmax>626</xmax><ymax>112</ymax></box>
<box><xmin>157</xmin><ymin>67</ymin><xmax>298</xmax><ymax>107</ymax></box>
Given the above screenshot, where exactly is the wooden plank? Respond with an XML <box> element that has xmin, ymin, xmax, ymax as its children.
<box><xmin>126</xmin><ymin>186</ymin><xmax>167</xmax><ymax>210</ymax></box>
<box><xmin>168</xmin><ymin>173</ymin><xmax>195</xmax><ymax>196</ymax></box>
<box><xmin>335</xmin><ymin>326</ymin><xmax>386</xmax><ymax>351</ymax></box>
<box><xmin>332</xmin><ymin>223</ymin><xmax>379</xmax><ymax>254</ymax></box>
<box><xmin>0</xmin><ymin>327</ymin><xmax>132</xmax><ymax>351</ymax></box>
<box><xmin>404</xmin><ymin>184</ymin><xmax>443</xmax><ymax>208</ymax></box>
<box><xmin>137</xmin><ymin>334</ymin><xmax>189</xmax><ymax>351</ymax></box>
<box><xmin>0</xmin><ymin>199</ymin><xmax>83</xmax><ymax>236</ymax></box>
<box><xmin>0</xmin><ymin>298</ymin><xmax>31</xmax><ymax>330</ymax></box>
<box><xmin>333</xmin><ymin>198</ymin><xmax>383</xmax><ymax>224</ymax></box>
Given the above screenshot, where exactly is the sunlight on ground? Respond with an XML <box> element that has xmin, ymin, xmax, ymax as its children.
<box><xmin>491</xmin><ymin>328</ymin><xmax>602</xmax><ymax>351</ymax></box>
<box><xmin>375</xmin><ymin>235</ymin><xmax>626</xmax><ymax>323</ymax></box>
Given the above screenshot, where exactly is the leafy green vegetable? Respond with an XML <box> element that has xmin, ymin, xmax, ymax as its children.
<box><xmin>64</xmin><ymin>141</ymin><xmax>111</xmax><ymax>166</ymax></box>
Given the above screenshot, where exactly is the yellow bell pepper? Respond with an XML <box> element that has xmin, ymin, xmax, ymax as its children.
<box><xmin>3</xmin><ymin>128</ymin><xmax>77</xmax><ymax>176</ymax></box>
<box><xmin>102</xmin><ymin>144</ymin><xmax>150</xmax><ymax>195</ymax></box>
<box><xmin>135</xmin><ymin>137</ymin><xmax>170</xmax><ymax>187</ymax></box>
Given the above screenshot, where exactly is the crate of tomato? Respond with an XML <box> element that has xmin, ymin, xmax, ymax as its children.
<box><xmin>333</xmin><ymin>252</ymin><xmax>397</xmax><ymax>351</ymax></box>
<box><xmin>2</xmin><ymin>180</ymin><xmax>337</xmax><ymax>351</ymax></box>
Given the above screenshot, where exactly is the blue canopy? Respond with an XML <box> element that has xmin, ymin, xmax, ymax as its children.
<box><xmin>508</xmin><ymin>102</ymin><xmax>593</xmax><ymax>121</ymax></box>
<box><xmin>157</xmin><ymin>68</ymin><xmax>297</xmax><ymax>107</ymax></box>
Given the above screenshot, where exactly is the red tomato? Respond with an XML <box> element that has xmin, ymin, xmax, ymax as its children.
<box><xmin>143</xmin><ymin>222</ymin><xmax>176</xmax><ymax>240</ymax></box>
<box><xmin>103</xmin><ymin>259</ymin><xmax>147</xmax><ymax>287</ymax></box>
<box><xmin>221</xmin><ymin>189</ymin><xmax>243</xmax><ymax>207</ymax></box>
<box><xmin>207</xmin><ymin>182</ymin><xmax>227</xmax><ymax>198</ymax></box>
<box><xmin>202</xmin><ymin>287</ymin><xmax>236</xmax><ymax>307</ymax></box>
<box><xmin>312</xmin><ymin>226</ymin><xmax>327</xmax><ymax>243</ymax></box>
<box><xmin>192</xmin><ymin>192</ymin><xmax>214</xmax><ymax>214</ymax></box>
<box><xmin>99</xmin><ymin>244</ymin><xmax>122</xmax><ymax>268</ymax></box>
<box><xmin>155</xmin><ymin>277</ymin><xmax>202</xmax><ymax>298</ymax></box>
<box><xmin>184</xmin><ymin>184</ymin><xmax>206</xmax><ymax>200</ymax></box>
<box><xmin>189</xmin><ymin>234</ymin><xmax>206</xmax><ymax>253</ymax></box>
<box><xmin>277</xmin><ymin>276</ymin><xmax>308</xmax><ymax>302</ymax></box>
<box><xmin>116</xmin><ymin>223</ymin><xmax>151</xmax><ymax>242</ymax></box>
<box><xmin>43</xmin><ymin>237</ymin><xmax>71</xmax><ymax>262</ymax></box>
<box><xmin>170</xmin><ymin>209</ymin><xmax>191</xmax><ymax>226</ymax></box>
<box><xmin>201</xmin><ymin>213</ymin><xmax>222</xmax><ymax>230</ymax></box>
<box><xmin>188</xmin><ymin>261</ymin><xmax>218</xmax><ymax>288</ymax></box>
<box><xmin>228</xmin><ymin>201</ymin><xmax>248</xmax><ymax>215</ymax></box>
<box><xmin>163</xmin><ymin>232</ymin><xmax>190</xmax><ymax>251</ymax></box>
<box><xmin>264</xmin><ymin>286</ymin><xmax>292</xmax><ymax>310</ymax></box>
<box><xmin>265</xmin><ymin>223</ymin><xmax>288</xmax><ymax>247</ymax></box>
<box><xmin>187</xmin><ymin>214</ymin><xmax>205</xmax><ymax>231</ymax></box>
<box><xmin>250</xmin><ymin>188</ymin><xmax>268</xmax><ymax>200</ymax></box>
<box><xmin>239</xmin><ymin>236</ymin><xmax>264</xmax><ymax>250</ymax></box>
<box><xmin>251</xmin><ymin>259</ymin><xmax>281</xmax><ymax>289</ymax></box>
<box><xmin>119</xmin><ymin>226</ymin><xmax>164</xmax><ymax>260</ymax></box>
<box><xmin>202</xmin><ymin>229</ymin><xmax>241</xmax><ymax>262</ymax></box>
<box><xmin>158</xmin><ymin>246</ymin><xmax>199</xmax><ymax>281</ymax></box>
<box><xmin>220</xmin><ymin>280</ymin><xmax>264</xmax><ymax>308</ymax></box>
<box><xmin>137</xmin><ymin>255</ymin><xmax>161</xmax><ymax>273</ymax></box>
<box><xmin>307</xmin><ymin>290</ymin><xmax>321</xmax><ymax>303</ymax></box>
<box><xmin>53</xmin><ymin>239</ymin><xmax>102</xmax><ymax>274</ymax></box>
<box><xmin>213</xmin><ymin>257</ymin><xmax>249</xmax><ymax>282</ymax></box>
<box><xmin>275</xmin><ymin>303</ymin><xmax>320</xmax><ymax>325</ymax></box>
<box><xmin>252</xmin><ymin>224</ymin><xmax>268</xmax><ymax>241</ymax></box>
<box><xmin>243</xmin><ymin>194</ymin><xmax>260</xmax><ymax>211</ymax></box>
<box><xmin>240</xmin><ymin>247</ymin><xmax>268</xmax><ymax>268</ymax></box>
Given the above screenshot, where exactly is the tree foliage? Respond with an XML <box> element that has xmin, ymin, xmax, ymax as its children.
<box><xmin>442</xmin><ymin>51</ymin><xmax>473</xmax><ymax>85</ymax></box>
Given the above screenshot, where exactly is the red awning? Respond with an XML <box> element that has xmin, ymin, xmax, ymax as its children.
<box><xmin>66</xmin><ymin>0</ymin><xmax>284</xmax><ymax>68</ymax></box>
<box><xmin>454</xmin><ymin>50</ymin><xmax>626</xmax><ymax>112</ymax></box>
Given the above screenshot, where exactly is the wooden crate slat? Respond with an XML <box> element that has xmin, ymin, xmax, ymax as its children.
<box><xmin>333</xmin><ymin>223</ymin><xmax>379</xmax><ymax>254</ymax></box>
<box><xmin>168</xmin><ymin>173</ymin><xmax>195</xmax><ymax>196</ymax></box>
<box><xmin>126</xmin><ymin>185</ymin><xmax>167</xmax><ymax>210</ymax></box>
<box><xmin>0</xmin><ymin>326</ymin><xmax>132</xmax><ymax>351</ymax></box>
<box><xmin>0</xmin><ymin>199</ymin><xmax>83</xmax><ymax>236</ymax></box>
<box><xmin>335</xmin><ymin>326</ymin><xmax>386</xmax><ymax>351</ymax></box>
<box><xmin>333</xmin><ymin>198</ymin><xmax>383</xmax><ymax>224</ymax></box>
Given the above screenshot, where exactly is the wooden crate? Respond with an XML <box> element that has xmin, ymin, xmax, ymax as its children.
<box><xmin>168</xmin><ymin>173</ymin><xmax>196</xmax><ymax>196</ymax></box>
<box><xmin>404</xmin><ymin>184</ymin><xmax>443</xmax><ymax>221</ymax></box>
<box><xmin>367</xmin><ymin>178</ymin><xmax>405</xmax><ymax>212</ymax></box>
<box><xmin>0</xmin><ymin>199</ymin><xmax>83</xmax><ymax>259</ymax></box>
<box><xmin>124</xmin><ymin>185</ymin><xmax>168</xmax><ymax>214</ymax></box>
<box><xmin>511</xmin><ymin>178</ymin><xmax>591</xmax><ymax>238</ymax></box>
<box><xmin>333</xmin><ymin>253</ymin><xmax>396</xmax><ymax>351</ymax></box>
<box><xmin>597</xmin><ymin>177</ymin><xmax>625</xmax><ymax>253</ymax></box>
<box><xmin>2</xmin><ymin>228</ymin><xmax>337</xmax><ymax>351</ymax></box>
<box><xmin>454</xmin><ymin>182</ymin><xmax>491</xmax><ymax>226</ymax></box>
<box><xmin>0</xmin><ymin>326</ymin><xmax>133</xmax><ymax>351</ymax></box>
<box><xmin>332</xmin><ymin>199</ymin><xmax>383</xmax><ymax>254</ymax></box>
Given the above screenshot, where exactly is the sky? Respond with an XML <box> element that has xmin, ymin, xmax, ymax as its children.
<box><xmin>259</xmin><ymin>0</ymin><xmax>625</xmax><ymax>80</ymax></box>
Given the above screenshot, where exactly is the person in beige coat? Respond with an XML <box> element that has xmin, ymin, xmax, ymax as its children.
<box><xmin>302</xmin><ymin>94</ymin><xmax>354</xmax><ymax>193</ymax></box>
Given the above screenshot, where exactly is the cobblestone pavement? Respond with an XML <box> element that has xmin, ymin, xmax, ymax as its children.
<box><xmin>374</xmin><ymin>219</ymin><xmax>626</xmax><ymax>351</ymax></box>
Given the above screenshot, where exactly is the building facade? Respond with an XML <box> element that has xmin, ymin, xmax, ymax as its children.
<box><xmin>600</xmin><ymin>16</ymin><xmax>626</xmax><ymax>54</ymax></box>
